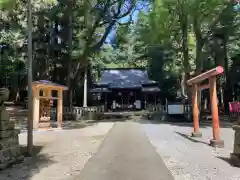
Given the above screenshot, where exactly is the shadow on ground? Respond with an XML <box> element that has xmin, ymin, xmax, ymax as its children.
<box><xmin>175</xmin><ymin>131</ymin><xmax>210</xmax><ymax>146</ymax></box>
<box><xmin>139</xmin><ymin>114</ymin><xmax>234</xmax><ymax>129</ymax></box>
<box><xmin>216</xmin><ymin>156</ymin><xmax>239</xmax><ymax>168</ymax></box>
<box><xmin>139</xmin><ymin>119</ymin><xmax>193</xmax><ymax>127</ymax></box>
<box><xmin>0</xmin><ymin>145</ymin><xmax>55</xmax><ymax>180</ymax></box>
<box><xmin>51</xmin><ymin>118</ymin><xmax>127</xmax><ymax>130</ymax></box>
<box><xmin>51</xmin><ymin>120</ymin><xmax>94</xmax><ymax>130</ymax></box>
<box><xmin>89</xmin><ymin>118</ymin><xmax>130</xmax><ymax>123</ymax></box>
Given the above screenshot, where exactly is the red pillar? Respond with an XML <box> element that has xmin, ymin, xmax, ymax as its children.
<box><xmin>192</xmin><ymin>84</ymin><xmax>202</xmax><ymax>137</ymax></box>
<box><xmin>209</xmin><ymin>77</ymin><xmax>224</xmax><ymax>147</ymax></box>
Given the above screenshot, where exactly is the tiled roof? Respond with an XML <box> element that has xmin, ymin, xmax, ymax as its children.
<box><xmin>90</xmin><ymin>87</ymin><xmax>111</xmax><ymax>93</ymax></box>
<box><xmin>98</xmin><ymin>69</ymin><xmax>150</xmax><ymax>88</ymax></box>
<box><xmin>32</xmin><ymin>80</ymin><xmax>67</xmax><ymax>88</ymax></box>
<box><xmin>142</xmin><ymin>87</ymin><xmax>160</xmax><ymax>92</ymax></box>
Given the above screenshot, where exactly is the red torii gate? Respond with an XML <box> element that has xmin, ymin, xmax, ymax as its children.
<box><xmin>187</xmin><ymin>66</ymin><xmax>224</xmax><ymax>148</ymax></box>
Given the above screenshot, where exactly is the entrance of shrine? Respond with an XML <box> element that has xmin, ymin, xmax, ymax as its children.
<box><xmin>115</xmin><ymin>91</ymin><xmax>135</xmax><ymax>109</ymax></box>
<box><xmin>111</xmin><ymin>89</ymin><xmax>141</xmax><ymax>111</ymax></box>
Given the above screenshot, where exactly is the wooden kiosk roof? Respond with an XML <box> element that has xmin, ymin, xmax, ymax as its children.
<box><xmin>32</xmin><ymin>80</ymin><xmax>68</xmax><ymax>90</ymax></box>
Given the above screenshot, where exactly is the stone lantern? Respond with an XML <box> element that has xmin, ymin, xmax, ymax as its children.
<box><xmin>0</xmin><ymin>88</ymin><xmax>23</xmax><ymax>170</ymax></box>
<box><xmin>231</xmin><ymin>117</ymin><xmax>240</xmax><ymax>166</ymax></box>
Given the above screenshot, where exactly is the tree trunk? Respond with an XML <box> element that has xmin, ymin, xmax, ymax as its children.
<box><xmin>222</xmin><ymin>38</ymin><xmax>233</xmax><ymax>113</ymax></box>
<box><xmin>180</xmin><ymin>11</ymin><xmax>190</xmax><ymax>102</ymax></box>
<box><xmin>196</xmin><ymin>40</ymin><xmax>204</xmax><ymax>113</ymax></box>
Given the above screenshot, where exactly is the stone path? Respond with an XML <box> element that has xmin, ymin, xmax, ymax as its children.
<box><xmin>75</xmin><ymin>122</ymin><xmax>174</xmax><ymax>180</ymax></box>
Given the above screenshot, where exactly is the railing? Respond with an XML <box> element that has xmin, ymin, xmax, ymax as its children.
<box><xmin>51</xmin><ymin>105</ymin><xmax>105</xmax><ymax>121</ymax></box>
<box><xmin>146</xmin><ymin>104</ymin><xmax>192</xmax><ymax>114</ymax></box>
<box><xmin>146</xmin><ymin>104</ymin><xmax>167</xmax><ymax>113</ymax></box>
<box><xmin>183</xmin><ymin>105</ymin><xmax>192</xmax><ymax>114</ymax></box>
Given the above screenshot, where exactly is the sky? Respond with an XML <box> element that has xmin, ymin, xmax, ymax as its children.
<box><xmin>106</xmin><ymin>11</ymin><xmax>139</xmax><ymax>43</ymax></box>
<box><xmin>106</xmin><ymin>2</ymin><xmax>148</xmax><ymax>43</ymax></box>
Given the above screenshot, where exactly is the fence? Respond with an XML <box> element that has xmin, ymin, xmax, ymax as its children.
<box><xmin>146</xmin><ymin>103</ymin><xmax>192</xmax><ymax>115</ymax></box>
<box><xmin>146</xmin><ymin>104</ymin><xmax>167</xmax><ymax>113</ymax></box>
<box><xmin>51</xmin><ymin>105</ymin><xmax>105</xmax><ymax>121</ymax></box>
<box><xmin>49</xmin><ymin>102</ymin><xmax>240</xmax><ymax>121</ymax></box>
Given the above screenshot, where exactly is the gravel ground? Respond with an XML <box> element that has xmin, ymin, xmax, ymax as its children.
<box><xmin>0</xmin><ymin>122</ymin><xmax>114</xmax><ymax>180</ymax></box>
<box><xmin>141</xmin><ymin>121</ymin><xmax>240</xmax><ymax>180</ymax></box>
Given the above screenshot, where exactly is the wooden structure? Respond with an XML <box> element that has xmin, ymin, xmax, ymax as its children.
<box><xmin>91</xmin><ymin>68</ymin><xmax>160</xmax><ymax>111</ymax></box>
<box><xmin>31</xmin><ymin>80</ymin><xmax>68</xmax><ymax>129</ymax></box>
<box><xmin>187</xmin><ymin>66</ymin><xmax>224</xmax><ymax>148</ymax></box>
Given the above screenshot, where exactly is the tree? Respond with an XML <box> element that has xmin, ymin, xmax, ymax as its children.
<box><xmin>1</xmin><ymin>0</ymin><xmax>239</xmax><ymax>106</ymax></box>
<box><xmin>0</xmin><ymin>0</ymin><xmax>15</xmax><ymax>10</ymax></box>
<box><xmin>112</xmin><ymin>23</ymin><xmax>146</xmax><ymax>67</ymax></box>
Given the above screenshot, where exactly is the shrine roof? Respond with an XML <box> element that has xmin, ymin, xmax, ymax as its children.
<box><xmin>90</xmin><ymin>87</ymin><xmax>111</xmax><ymax>93</ymax></box>
<box><xmin>96</xmin><ymin>68</ymin><xmax>157</xmax><ymax>88</ymax></box>
<box><xmin>142</xmin><ymin>87</ymin><xmax>160</xmax><ymax>92</ymax></box>
<box><xmin>32</xmin><ymin>80</ymin><xmax>68</xmax><ymax>90</ymax></box>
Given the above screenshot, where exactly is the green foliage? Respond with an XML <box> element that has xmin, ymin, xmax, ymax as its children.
<box><xmin>0</xmin><ymin>0</ymin><xmax>137</xmax><ymax>102</ymax></box>
<box><xmin>134</xmin><ymin>0</ymin><xmax>240</xmax><ymax>100</ymax></box>
<box><xmin>0</xmin><ymin>0</ymin><xmax>16</xmax><ymax>10</ymax></box>
<box><xmin>0</xmin><ymin>0</ymin><xmax>239</xmax><ymax>103</ymax></box>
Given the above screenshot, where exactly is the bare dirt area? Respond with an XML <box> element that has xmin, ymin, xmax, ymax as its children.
<box><xmin>141</xmin><ymin>120</ymin><xmax>240</xmax><ymax>180</ymax></box>
<box><xmin>0</xmin><ymin>122</ymin><xmax>114</xmax><ymax>180</ymax></box>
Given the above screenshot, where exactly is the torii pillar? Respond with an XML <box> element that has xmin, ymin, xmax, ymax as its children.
<box><xmin>187</xmin><ymin>66</ymin><xmax>224</xmax><ymax>148</ymax></box>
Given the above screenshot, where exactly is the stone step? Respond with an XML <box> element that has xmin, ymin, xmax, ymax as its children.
<box><xmin>0</xmin><ymin>120</ymin><xmax>15</xmax><ymax>131</ymax></box>
<box><xmin>0</xmin><ymin>136</ymin><xmax>19</xmax><ymax>151</ymax></box>
<box><xmin>0</xmin><ymin>109</ymin><xmax>10</xmax><ymax>121</ymax></box>
<box><xmin>0</xmin><ymin>130</ymin><xmax>19</xmax><ymax>139</ymax></box>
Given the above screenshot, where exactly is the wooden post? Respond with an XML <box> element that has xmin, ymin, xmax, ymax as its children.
<box><xmin>45</xmin><ymin>88</ymin><xmax>51</xmax><ymax>98</ymax></box>
<box><xmin>105</xmin><ymin>93</ymin><xmax>107</xmax><ymax>112</ymax></box>
<box><xmin>83</xmin><ymin>68</ymin><xmax>88</xmax><ymax>107</ymax></box>
<box><xmin>154</xmin><ymin>94</ymin><xmax>156</xmax><ymax>105</ymax></box>
<box><xmin>209</xmin><ymin>77</ymin><xmax>224</xmax><ymax>147</ymax></box>
<box><xmin>144</xmin><ymin>94</ymin><xmax>146</xmax><ymax>109</ymax></box>
<box><xmin>45</xmin><ymin>88</ymin><xmax>51</xmax><ymax>119</ymax></box>
<box><xmin>57</xmin><ymin>89</ymin><xmax>63</xmax><ymax>129</ymax></box>
<box><xmin>32</xmin><ymin>87</ymin><xmax>39</xmax><ymax>129</ymax></box>
<box><xmin>192</xmin><ymin>84</ymin><xmax>202</xmax><ymax>137</ymax></box>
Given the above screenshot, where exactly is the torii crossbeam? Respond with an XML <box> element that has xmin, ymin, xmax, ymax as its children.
<box><xmin>187</xmin><ymin>66</ymin><xmax>224</xmax><ymax>148</ymax></box>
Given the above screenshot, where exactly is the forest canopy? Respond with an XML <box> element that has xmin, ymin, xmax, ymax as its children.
<box><xmin>0</xmin><ymin>0</ymin><xmax>239</xmax><ymax>107</ymax></box>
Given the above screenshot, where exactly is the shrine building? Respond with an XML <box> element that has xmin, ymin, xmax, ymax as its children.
<box><xmin>90</xmin><ymin>68</ymin><xmax>160</xmax><ymax>111</ymax></box>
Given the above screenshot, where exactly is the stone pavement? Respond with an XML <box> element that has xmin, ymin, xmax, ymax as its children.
<box><xmin>76</xmin><ymin>122</ymin><xmax>174</xmax><ymax>180</ymax></box>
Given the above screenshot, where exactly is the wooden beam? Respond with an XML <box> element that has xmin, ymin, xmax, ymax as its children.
<box><xmin>39</xmin><ymin>96</ymin><xmax>60</xmax><ymax>100</ymax></box>
<box><xmin>187</xmin><ymin>66</ymin><xmax>224</xmax><ymax>85</ymax></box>
<box><xmin>198</xmin><ymin>84</ymin><xmax>210</xmax><ymax>91</ymax></box>
<box><xmin>32</xmin><ymin>84</ymin><xmax>68</xmax><ymax>91</ymax></box>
